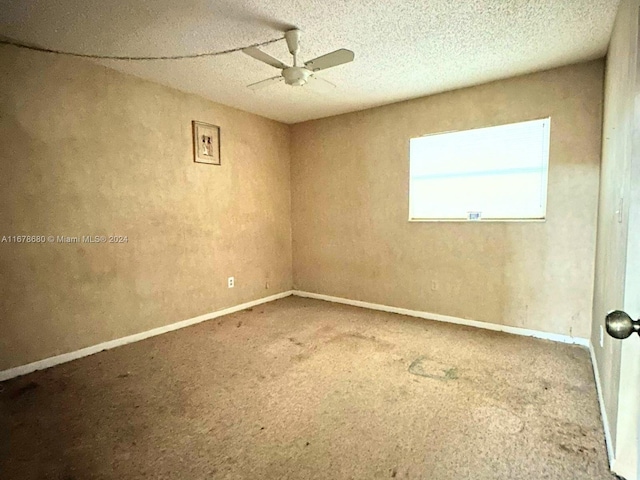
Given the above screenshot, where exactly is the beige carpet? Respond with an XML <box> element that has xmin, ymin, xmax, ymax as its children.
<box><xmin>0</xmin><ymin>296</ymin><xmax>614</xmax><ymax>479</ymax></box>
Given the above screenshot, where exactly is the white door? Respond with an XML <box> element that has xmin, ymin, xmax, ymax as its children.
<box><xmin>604</xmin><ymin>5</ymin><xmax>640</xmax><ymax>478</ymax></box>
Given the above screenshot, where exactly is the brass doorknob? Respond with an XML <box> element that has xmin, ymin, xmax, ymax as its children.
<box><xmin>605</xmin><ymin>310</ymin><xmax>640</xmax><ymax>339</ymax></box>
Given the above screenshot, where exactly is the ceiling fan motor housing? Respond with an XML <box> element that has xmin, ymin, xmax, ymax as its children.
<box><xmin>285</xmin><ymin>29</ymin><xmax>301</xmax><ymax>55</ymax></box>
<box><xmin>283</xmin><ymin>66</ymin><xmax>312</xmax><ymax>86</ymax></box>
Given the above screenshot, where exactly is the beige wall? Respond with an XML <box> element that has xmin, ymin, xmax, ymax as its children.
<box><xmin>0</xmin><ymin>46</ymin><xmax>292</xmax><ymax>371</ymax></box>
<box><xmin>291</xmin><ymin>60</ymin><xmax>604</xmax><ymax>339</ymax></box>
<box><xmin>591</xmin><ymin>0</ymin><xmax>640</xmax><ymax>465</ymax></box>
<box><xmin>0</xmin><ymin>45</ymin><xmax>606</xmax><ymax>373</ymax></box>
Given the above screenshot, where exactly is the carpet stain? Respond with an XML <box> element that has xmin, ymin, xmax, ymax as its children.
<box><xmin>444</xmin><ymin>367</ymin><xmax>459</xmax><ymax>380</ymax></box>
<box><xmin>545</xmin><ymin>420</ymin><xmax>600</xmax><ymax>457</ymax></box>
<box><xmin>326</xmin><ymin>332</ymin><xmax>393</xmax><ymax>351</ymax></box>
<box><xmin>408</xmin><ymin>356</ymin><xmax>459</xmax><ymax>381</ymax></box>
<box><xmin>9</xmin><ymin>381</ymin><xmax>39</xmax><ymax>399</ymax></box>
<box><xmin>292</xmin><ymin>353</ymin><xmax>311</xmax><ymax>363</ymax></box>
<box><xmin>559</xmin><ymin>443</ymin><xmax>597</xmax><ymax>455</ymax></box>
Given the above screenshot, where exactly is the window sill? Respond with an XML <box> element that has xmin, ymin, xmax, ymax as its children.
<box><xmin>408</xmin><ymin>218</ymin><xmax>547</xmax><ymax>223</ymax></box>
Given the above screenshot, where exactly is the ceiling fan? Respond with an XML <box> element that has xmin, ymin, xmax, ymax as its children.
<box><xmin>242</xmin><ymin>29</ymin><xmax>354</xmax><ymax>90</ymax></box>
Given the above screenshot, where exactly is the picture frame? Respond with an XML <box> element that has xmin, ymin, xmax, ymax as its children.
<box><xmin>192</xmin><ymin>121</ymin><xmax>221</xmax><ymax>165</ymax></box>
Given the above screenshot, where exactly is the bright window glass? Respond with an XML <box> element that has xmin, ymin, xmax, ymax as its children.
<box><xmin>409</xmin><ymin>118</ymin><xmax>550</xmax><ymax>221</ymax></box>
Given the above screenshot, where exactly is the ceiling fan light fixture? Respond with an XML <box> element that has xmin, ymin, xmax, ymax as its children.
<box><xmin>283</xmin><ymin>66</ymin><xmax>312</xmax><ymax>86</ymax></box>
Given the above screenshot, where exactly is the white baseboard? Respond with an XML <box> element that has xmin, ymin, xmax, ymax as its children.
<box><xmin>0</xmin><ymin>290</ymin><xmax>294</xmax><ymax>382</ymax></box>
<box><xmin>589</xmin><ymin>341</ymin><xmax>615</xmax><ymax>467</ymax></box>
<box><xmin>292</xmin><ymin>290</ymin><xmax>590</xmax><ymax>347</ymax></box>
<box><xmin>1</xmin><ymin>289</ymin><xmax>590</xmax><ymax>382</ymax></box>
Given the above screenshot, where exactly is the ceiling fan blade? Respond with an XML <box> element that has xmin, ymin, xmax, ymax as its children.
<box><xmin>247</xmin><ymin>76</ymin><xmax>284</xmax><ymax>90</ymax></box>
<box><xmin>242</xmin><ymin>47</ymin><xmax>288</xmax><ymax>69</ymax></box>
<box><xmin>305</xmin><ymin>49</ymin><xmax>354</xmax><ymax>72</ymax></box>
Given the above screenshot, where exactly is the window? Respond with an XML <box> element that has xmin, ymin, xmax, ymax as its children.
<box><xmin>409</xmin><ymin>118</ymin><xmax>550</xmax><ymax>221</ymax></box>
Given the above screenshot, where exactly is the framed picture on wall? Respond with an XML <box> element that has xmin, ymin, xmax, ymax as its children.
<box><xmin>192</xmin><ymin>121</ymin><xmax>221</xmax><ymax>165</ymax></box>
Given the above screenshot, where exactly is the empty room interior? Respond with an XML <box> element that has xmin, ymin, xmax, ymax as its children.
<box><xmin>2</xmin><ymin>0</ymin><xmax>640</xmax><ymax>479</ymax></box>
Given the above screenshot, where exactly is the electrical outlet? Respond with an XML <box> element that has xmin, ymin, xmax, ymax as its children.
<box><xmin>600</xmin><ymin>325</ymin><xmax>604</xmax><ymax>348</ymax></box>
<box><xmin>228</xmin><ymin>276</ymin><xmax>234</xmax><ymax>288</ymax></box>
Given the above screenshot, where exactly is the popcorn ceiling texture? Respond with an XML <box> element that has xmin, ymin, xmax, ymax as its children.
<box><xmin>0</xmin><ymin>0</ymin><xmax>620</xmax><ymax>123</ymax></box>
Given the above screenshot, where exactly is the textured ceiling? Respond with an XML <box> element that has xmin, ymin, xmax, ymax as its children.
<box><xmin>0</xmin><ymin>0</ymin><xmax>620</xmax><ymax>124</ymax></box>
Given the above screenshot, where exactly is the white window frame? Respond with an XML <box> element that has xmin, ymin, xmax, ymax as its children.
<box><xmin>408</xmin><ymin>118</ymin><xmax>551</xmax><ymax>222</ymax></box>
